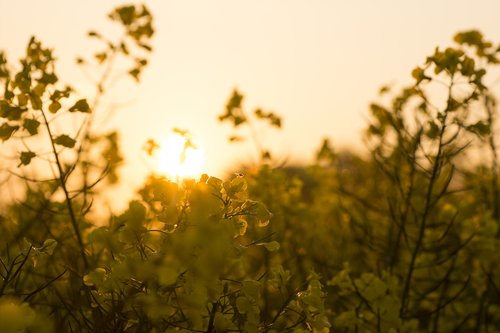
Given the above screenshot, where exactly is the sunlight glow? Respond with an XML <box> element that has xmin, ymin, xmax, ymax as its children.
<box><xmin>157</xmin><ymin>134</ymin><xmax>205</xmax><ymax>180</ymax></box>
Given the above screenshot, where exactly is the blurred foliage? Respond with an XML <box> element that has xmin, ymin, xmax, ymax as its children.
<box><xmin>1</xmin><ymin>3</ymin><xmax>500</xmax><ymax>333</ymax></box>
<box><xmin>219</xmin><ymin>88</ymin><xmax>282</xmax><ymax>162</ymax></box>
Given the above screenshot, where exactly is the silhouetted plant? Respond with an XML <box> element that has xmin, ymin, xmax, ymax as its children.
<box><xmin>2</xmin><ymin>3</ymin><xmax>500</xmax><ymax>332</ymax></box>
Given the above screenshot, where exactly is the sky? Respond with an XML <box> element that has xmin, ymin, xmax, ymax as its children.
<box><xmin>1</xmin><ymin>0</ymin><xmax>500</xmax><ymax>200</ymax></box>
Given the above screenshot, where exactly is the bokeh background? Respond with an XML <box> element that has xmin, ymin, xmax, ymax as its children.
<box><xmin>1</xmin><ymin>0</ymin><xmax>500</xmax><ymax>200</ymax></box>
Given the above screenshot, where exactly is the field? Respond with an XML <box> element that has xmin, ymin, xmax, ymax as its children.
<box><xmin>1</xmin><ymin>4</ymin><xmax>500</xmax><ymax>332</ymax></box>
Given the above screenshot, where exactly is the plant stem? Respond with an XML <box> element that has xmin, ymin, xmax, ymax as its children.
<box><xmin>41</xmin><ymin>109</ymin><xmax>89</xmax><ymax>270</ymax></box>
<box><xmin>400</xmin><ymin>110</ymin><xmax>449</xmax><ymax>318</ymax></box>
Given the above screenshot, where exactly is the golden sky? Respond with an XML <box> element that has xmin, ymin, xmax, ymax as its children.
<box><xmin>1</xmin><ymin>0</ymin><xmax>500</xmax><ymax>194</ymax></box>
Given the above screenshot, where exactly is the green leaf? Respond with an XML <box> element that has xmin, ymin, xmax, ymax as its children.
<box><xmin>48</xmin><ymin>101</ymin><xmax>61</xmax><ymax>113</ymax></box>
<box><xmin>242</xmin><ymin>280</ymin><xmax>261</xmax><ymax>301</ymax></box>
<box><xmin>95</xmin><ymin>52</ymin><xmax>107</xmax><ymax>64</ymax></box>
<box><xmin>411</xmin><ymin>66</ymin><xmax>430</xmax><ymax>84</ymax></box>
<box><xmin>126</xmin><ymin>201</ymin><xmax>147</xmax><ymax>226</ymax></box>
<box><xmin>19</xmin><ymin>151</ymin><xmax>36</xmax><ymax>166</ymax></box>
<box><xmin>454</xmin><ymin>30</ymin><xmax>484</xmax><ymax>46</ymax></box>
<box><xmin>50</xmin><ymin>89</ymin><xmax>70</xmax><ymax>102</ymax></box>
<box><xmin>0</xmin><ymin>123</ymin><xmax>19</xmax><ymax>141</ymax></box>
<box><xmin>223</xmin><ymin>177</ymin><xmax>248</xmax><ymax>200</ymax></box>
<box><xmin>0</xmin><ymin>103</ymin><xmax>23</xmax><ymax>120</ymax></box>
<box><xmin>17</xmin><ymin>94</ymin><xmax>28</xmax><ymax>107</ymax></box>
<box><xmin>29</xmin><ymin>93</ymin><xmax>43</xmax><ymax>110</ymax></box>
<box><xmin>40</xmin><ymin>239</ymin><xmax>57</xmax><ymax>255</ymax></box>
<box><xmin>15</xmin><ymin>71</ymin><xmax>31</xmax><ymax>93</ymax></box>
<box><xmin>426</xmin><ymin>121</ymin><xmax>440</xmax><ymax>139</ymax></box>
<box><xmin>227</xmin><ymin>90</ymin><xmax>243</xmax><ymax>111</ymax></box>
<box><xmin>129</xmin><ymin>68</ymin><xmax>141</xmax><ymax>81</ymax></box>
<box><xmin>69</xmin><ymin>99</ymin><xmax>90</xmax><ymax>113</ymax></box>
<box><xmin>32</xmin><ymin>83</ymin><xmax>45</xmax><ymax>97</ymax></box>
<box><xmin>258</xmin><ymin>241</ymin><xmax>280</xmax><ymax>252</ymax></box>
<box><xmin>40</xmin><ymin>73</ymin><xmax>58</xmax><ymax>85</ymax></box>
<box><xmin>23</xmin><ymin>118</ymin><xmax>40</xmax><ymax>135</ymax></box>
<box><xmin>83</xmin><ymin>268</ymin><xmax>106</xmax><ymax>287</ymax></box>
<box><xmin>446</xmin><ymin>98</ymin><xmax>461</xmax><ymax>112</ymax></box>
<box><xmin>54</xmin><ymin>134</ymin><xmax>76</xmax><ymax>148</ymax></box>
<box><xmin>236</xmin><ymin>296</ymin><xmax>252</xmax><ymax>314</ymax></box>
<box><xmin>354</xmin><ymin>273</ymin><xmax>387</xmax><ymax>302</ymax></box>
<box><xmin>461</xmin><ymin>57</ymin><xmax>475</xmax><ymax>76</ymax></box>
<box><xmin>242</xmin><ymin>200</ymin><xmax>273</xmax><ymax>226</ymax></box>
<box><xmin>4</xmin><ymin>88</ymin><xmax>14</xmax><ymax>100</ymax></box>
<box><xmin>207</xmin><ymin>176</ymin><xmax>223</xmax><ymax>189</ymax></box>
<box><xmin>233</xmin><ymin>217</ymin><xmax>248</xmax><ymax>236</ymax></box>
<box><xmin>0</xmin><ymin>300</ymin><xmax>38</xmax><ymax>332</ymax></box>
<box><xmin>157</xmin><ymin>266</ymin><xmax>179</xmax><ymax>286</ymax></box>
<box><xmin>312</xmin><ymin>315</ymin><xmax>331</xmax><ymax>331</ymax></box>
<box><xmin>214</xmin><ymin>313</ymin><xmax>235</xmax><ymax>332</ymax></box>
<box><xmin>115</xmin><ymin>5</ymin><xmax>135</xmax><ymax>25</ymax></box>
<box><xmin>468</xmin><ymin>120</ymin><xmax>491</xmax><ymax>136</ymax></box>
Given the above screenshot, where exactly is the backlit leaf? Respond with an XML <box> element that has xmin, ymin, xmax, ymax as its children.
<box><xmin>242</xmin><ymin>280</ymin><xmax>261</xmax><ymax>301</ymax></box>
<box><xmin>0</xmin><ymin>123</ymin><xmax>19</xmax><ymax>141</ymax></box>
<box><xmin>17</xmin><ymin>94</ymin><xmax>28</xmax><ymax>107</ymax></box>
<box><xmin>54</xmin><ymin>134</ymin><xmax>76</xmax><ymax>148</ymax></box>
<box><xmin>40</xmin><ymin>239</ymin><xmax>57</xmax><ymax>255</ymax></box>
<box><xmin>468</xmin><ymin>120</ymin><xmax>490</xmax><ymax>136</ymax></box>
<box><xmin>33</xmin><ymin>83</ymin><xmax>45</xmax><ymax>97</ymax></box>
<box><xmin>23</xmin><ymin>118</ymin><xmax>40</xmax><ymax>135</ymax></box>
<box><xmin>48</xmin><ymin>101</ymin><xmax>61</xmax><ymax>113</ymax></box>
<box><xmin>69</xmin><ymin>99</ymin><xmax>90</xmax><ymax>113</ymax></box>
<box><xmin>129</xmin><ymin>68</ymin><xmax>141</xmax><ymax>81</ymax></box>
<box><xmin>29</xmin><ymin>93</ymin><xmax>42</xmax><ymax>110</ymax></box>
<box><xmin>19</xmin><ymin>151</ymin><xmax>36</xmax><ymax>166</ymax></box>
<box><xmin>242</xmin><ymin>200</ymin><xmax>272</xmax><ymax>226</ymax></box>
<box><xmin>223</xmin><ymin>177</ymin><xmax>248</xmax><ymax>200</ymax></box>
<box><xmin>258</xmin><ymin>241</ymin><xmax>280</xmax><ymax>252</ymax></box>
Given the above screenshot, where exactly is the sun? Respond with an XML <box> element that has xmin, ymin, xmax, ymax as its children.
<box><xmin>156</xmin><ymin>133</ymin><xmax>205</xmax><ymax>180</ymax></box>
